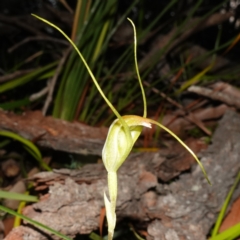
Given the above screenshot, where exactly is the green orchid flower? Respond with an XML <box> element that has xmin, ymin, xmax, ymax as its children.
<box><xmin>32</xmin><ymin>14</ymin><xmax>211</xmax><ymax>240</ymax></box>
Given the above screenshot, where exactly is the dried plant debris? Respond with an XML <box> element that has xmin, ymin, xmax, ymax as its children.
<box><xmin>0</xmin><ymin>110</ymin><xmax>107</xmax><ymax>156</ymax></box>
<box><xmin>0</xmin><ymin>106</ymin><xmax>229</xmax><ymax>157</ymax></box>
<box><xmin>4</xmin><ymin>110</ymin><xmax>240</xmax><ymax>239</ymax></box>
<box><xmin>188</xmin><ymin>82</ymin><xmax>240</xmax><ymax>109</ymax></box>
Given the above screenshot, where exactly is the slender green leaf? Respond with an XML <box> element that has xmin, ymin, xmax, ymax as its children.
<box><xmin>211</xmin><ymin>171</ymin><xmax>240</xmax><ymax>237</ymax></box>
<box><xmin>0</xmin><ymin>98</ymin><xmax>30</xmax><ymax>111</ymax></box>
<box><xmin>0</xmin><ymin>205</ymin><xmax>72</xmax><ymax>240</ymax></box>
<box><xmin>0</xmin><ymin>139</ymin><xmax>11</xmax><ymax>148</ymax></box>
<box><xmin>177</xmin><ymin>64</ymin><xmax>213</xmax><ymax>93</ymax></box>
<box><xmin>0</xmin><ymin>131</ymin><xmax>51</xmax><ymax>171</ymax></box>
<box><xmin>0</xmin><ymin>62</ymin><xmax>57</xmax><ymax>93</ymax></box>
<box><xmin>210</xmin><ymin>223</ymin><xmax>240</xmax><ymax>240</ymax></box>
<box><xmin>0</xmin><ymin>190</ymin><xmax>38</xmax><ymax>202</ymax></box>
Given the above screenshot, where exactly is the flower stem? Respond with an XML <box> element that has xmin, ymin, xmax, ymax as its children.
<box><xmin>106</xmin><ymin>171</ymin><xmax>118</xmax><ymax>239</ymax></box>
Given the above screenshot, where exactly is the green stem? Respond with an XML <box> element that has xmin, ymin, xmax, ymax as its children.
<box><xmin>107</xmin><ymin>171</ymin><xmax>117</xmax><ymax>239</ymax></box>
<box><xmin>108</xmin><ymin>232</ymin><xmax>113</xmax><ymax>240</ymax></box>
<box><xmin>108</xmin><ymin>171</ymin><xmax>117</xmax><ymax>207</ymax></box>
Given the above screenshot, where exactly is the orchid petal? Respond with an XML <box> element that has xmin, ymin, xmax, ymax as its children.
<box><xmin>102</xmin><ymin>115</ymin><xmax>151</xmax><ymax>172</ymax></box>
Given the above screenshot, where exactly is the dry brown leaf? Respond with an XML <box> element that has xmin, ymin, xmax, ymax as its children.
<box><xmin>219</xmin><ymin>196</ymin><xmax>240</xmax><ymax>232</ymax></box>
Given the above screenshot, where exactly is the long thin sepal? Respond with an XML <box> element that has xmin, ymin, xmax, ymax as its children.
<box><xmin>127</xmin><ymin>18</ymin><xmax>147</xmax><ymax>118</ymax></box>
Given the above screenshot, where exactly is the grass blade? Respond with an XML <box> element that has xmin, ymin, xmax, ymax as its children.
<box><xmin>0</xmin><ymin>131</ymin><xmax>51</xmax><ymax>171</ymax></box>
<box><xmin>0</xmin><ymin>191</ymin><xmax>38</xmax><ymax>202</ymax></box>
<box><xmin>211</xmin><ymin>171</ymin><xmax>240</xmax><ymax>237</ymax></box>
<box><xmin>0</xmin><ymin>205</ymin><xmax>72</xmax><ymax>240</ymax></box>
<box><xmin>210</xmin><ymin>223</ymin><xmax>240</xmax><ymax>240</ymax></box>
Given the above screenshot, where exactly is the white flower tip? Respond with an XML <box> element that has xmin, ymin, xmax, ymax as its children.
<box><xmin>143</xmin><ymin>122</ymin><xmax>152</xmax><ymax>128</ymax></box>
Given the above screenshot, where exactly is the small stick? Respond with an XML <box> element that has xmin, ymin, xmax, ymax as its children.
<box><xmin>188</xmin><ymin>85</ymin><xmax>240</xmax><ymax>109</ymax></box>
<box><xmin>42</xmin><ymin>46</ymin><xmax>72</xmax><ymax>115</ymax></box>
<box><xmin>8</xmin><ymin>36</ymin><xmax>68</xmax><ymax>53</ymax></box>
<box><xmin>0</xmin><ymin>69</ymin><xmax>35</xmax><ymax>83</ymax></box>
<box><xmin>144</xmin><ymin>81</ymin><xmax>211</xmax><ymax>135</ymax></box>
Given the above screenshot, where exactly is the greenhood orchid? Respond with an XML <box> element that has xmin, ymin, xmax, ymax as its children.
<box><xmin>32</xmin><ymin>14</ymin><xmax>211</xmax><ymax>240</ymax></box>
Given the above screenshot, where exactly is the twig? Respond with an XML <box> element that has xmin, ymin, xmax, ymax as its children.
<box><xmin>23</xmin><ymin>51</ymin><xmax>43</xmax><ymax>64</ymax></box>
<box><xmin>59</xmin><ymin>0</ymin><xmax>74</xmax><ymax>13</ymax></box>
<box><xmin>29</xmin><ymin>80</ymin><xmax>51</xmax><ymax>102</ymax></box>
<box><xmin>0</xmin><ymin>14</ymin><xmax>48</xmax><ymax>37</ymax></box>
<box><xmin>42</xmin><ymin>46</ymin><xmax>72</xmax><ymax>115</ymax></box>
<box><xmin>143</xmin><ymin>81</ymin><xmax>211</xmax><ymax>135</ymax></box>
<box><xmin>188</xmin><ymin>85</ymin><xmax>240</xmax><ymax>109</ymax></box>
<box><xmin>0</xmin><ymin>69</ymin><xmax>35</xmax><ymax>83</ymax></box>
<box><xmin>8</xmin><ymin>36</ymin><xmax>69</xmax><ymax>53</ymax></box>
<box><xmin>139</xmin><ymin>11</ymin><xmax>233</xmax><ymax>70</ymax></box>
<box><xmin>143</xmin><ymin>81</ymin><xmax>183</xmax><ymax>109</ymax></box>
<box><xmin>44</xmin><ymin>3</ymin><xmax>73</xmax><ymax>26</ymax></box>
